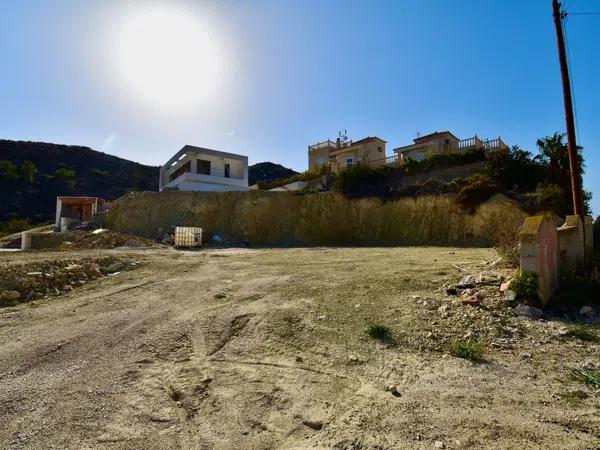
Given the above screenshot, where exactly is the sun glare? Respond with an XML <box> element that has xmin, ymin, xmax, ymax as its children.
<box><xmin>116</xmin><ymin>7</ymin><xmax>222</xmax><ymax>110</ymax></box>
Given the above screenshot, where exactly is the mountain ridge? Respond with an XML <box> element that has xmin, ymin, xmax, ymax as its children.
<box><xmin>0</xmin><ymin>139</ymin><xmax>296</xmax><ymax>223</ymax></box>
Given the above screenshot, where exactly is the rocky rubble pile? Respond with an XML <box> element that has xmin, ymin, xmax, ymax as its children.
<box><xmin>409</xmin><ymin>266</ymin><xmax>599</xmax><ymax>354</ymax></box>
<box><xmin>0</xmin><ymin>257</ymin><xmax>138</xmax><ymax>307</ymax></box>
<box><xmin>60</xmin><ymin>230</ymin><xmax>156</xmax><ymax>249</ymax></box>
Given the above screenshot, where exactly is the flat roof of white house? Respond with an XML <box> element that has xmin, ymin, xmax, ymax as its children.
<box><xmin>163</xmin><ymin>145</ymin><xmax>248</xmax><ymax>169</ymax></box>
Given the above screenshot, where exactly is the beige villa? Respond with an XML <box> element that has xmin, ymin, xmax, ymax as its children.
<box><xmin>308</xmin><ymin>136</ymin><xmax>387</xmax><ymax>171</ymax></box>
<box><xmin>393</xmin><ymin>130</ymin><xmax>508</xmax><ymax>162</ymax></box>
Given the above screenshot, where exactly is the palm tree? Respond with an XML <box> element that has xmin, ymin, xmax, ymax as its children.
<box><xmin>536</xmin><ymin>132</ymin><xmax>584</xmax><ymax>187</ymax></box>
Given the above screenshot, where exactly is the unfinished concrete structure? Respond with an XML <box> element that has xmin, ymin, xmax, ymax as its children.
<box><xmin>394</xmin><ymin>130</ymin><xmax>508</xmax><ymax>162</ymax></box>
<box><xmin>55</xmin><ymin>197</ymin><xmax>106</xmax><ymax>232</ymax></box>
<box><xmin>159</xmin><ymin>146</ymin><xmax>249</xmax><ymax>192</ymax></box>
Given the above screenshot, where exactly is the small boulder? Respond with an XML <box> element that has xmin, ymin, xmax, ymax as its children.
<box><xmin>579</xmin><ymin>306</ymin><xmax>593</xmax><ymax>316</ymax></box>
<box><xmin>514</xmin><ymin>304</ymin><xmax>543</xmax><ymax>320</ymax></box>
<box><xmin>104</xmin><ymin>262</ymin><xmax>125</xmax><ymax>274</ymax></box>
<box><xmin>302</xmin><ymin>420</ymin><xmax>323</xmax><ymax>430</ymax></box>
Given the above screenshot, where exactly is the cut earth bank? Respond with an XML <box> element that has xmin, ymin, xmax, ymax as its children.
<box><xmin>0</xmin><ymin>247</ymin><xmax>598</xmax><ymax>449</ymax></box>
<box><xmin>103</xmin><ymin>191</ymin><xmax>526</xmax><ymax>246</ymax></box>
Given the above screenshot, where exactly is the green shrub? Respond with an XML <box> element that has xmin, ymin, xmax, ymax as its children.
<box><xmin>510</xmin><ymin>270</ymin><xmax>540</xmax><ymax>305</ymax></box>
<box><xmin>403</xmin><ymin>148</ymin><xmax>486</xmax><ymax>176</ymax></box>
<box><xmin>455</xmin><ymin>174</ymin><xmax>496</xmax><ymax>213</ymax></box>
<box><xmin>0</xmin><ymin>160</ymin><xmax>18</xmax><ymax>180</ymax></box>
<box><xmin>367</xmin><ymin>323</ymin><xmax>392</xmax><ymax>341</ymax></box>
<box><xmin>558</xmin><ymin>260</ymin><xmax>600</xmax><ymax>307</ymax></box>
<box><xmin>573</xmin><ymin>368</ymin><xmax>600</xmax><ymax>389</ymax></box>
<box><xmin>0</xmin><ymin>218</ymin><xmax>32</xmax><ymax>235</ymax></box>
<box><xmin>257</xmin><ymin>165</ymin><xmax>329</xmax><ymax>190</ymax></box>
<box><xmin>448</xmin><ymin>341</ymin><xmax>484</xmax><ymax>363</ymax></box>
<box><xmin>534</xmin><ymin>183</ymin><xmax>568</xmax><ymax>216</ymax></box>
<box><xmin>485</xmin><ymin>145</ymin><xmax>542</xmax><ymax>192</ymax></box>
<box><xmin>335</xmin><ymin>164</ymin><xmax>389</xmax><ymax>198</ymax></box>
<box><xmin>563</xmin><ymin>325</ymin><xmax>599</xmax><ymax>343</ymax></box>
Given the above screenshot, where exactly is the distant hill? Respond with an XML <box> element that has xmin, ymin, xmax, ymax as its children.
<box><xmin>249</xmin><ymin>162</ymin><xmax>298</xmax><ymax>186</ymax></box>
<box><xmin>0</xmin><ymin>140</ymin><xmax>159</xmax><ymax>223</ymax></box>
<box><xmin>0</xmin><ymin>140</ymin><xmax>298</xmax><ymax>223</ymax></box>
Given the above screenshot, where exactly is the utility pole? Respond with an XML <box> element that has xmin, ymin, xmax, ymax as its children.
<box><xmin>552</xmin><ymin>0</ymin><xmax>584</xmax><ymax>216</ymax></box>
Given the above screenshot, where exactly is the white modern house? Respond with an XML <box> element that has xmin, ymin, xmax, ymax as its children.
<box><xmin>159</xmin><ymin>145</ymin><xmax>249</xmax><ymax>192</ymax></box>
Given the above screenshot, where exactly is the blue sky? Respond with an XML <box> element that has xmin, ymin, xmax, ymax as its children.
<box><xmin>1</xmin><ymin>0</ymin><xmax>599</xmax><ymax>213</ymax></box>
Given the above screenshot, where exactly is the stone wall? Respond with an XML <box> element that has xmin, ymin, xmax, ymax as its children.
<box><xmin>104</xmin><ymin>191</ymin><xmax>526</xmax><ymax>247</ymax></box>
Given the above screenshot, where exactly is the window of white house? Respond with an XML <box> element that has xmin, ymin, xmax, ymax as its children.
<box><xmin>346</xmin><ymin>158</ymin><xmax>353</xmax><ymax>167</ymax></box>
<box><xmin>316</xmin><ymin>156</ymin><xmax>325</xmax><ymax>165</ymax></box>
<box><xmin>197</xmin><ymin>159</ymin><xmax>211</xmax><ymax>175</ymax></box>
<box><xmin>224</xmin><ymin>163</ymin><xmax>230</xmax><ymax>178</ymax></box>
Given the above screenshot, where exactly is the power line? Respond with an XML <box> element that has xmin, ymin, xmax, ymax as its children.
<box><xmin>568</xmin><ymin>11</ymin><xmax>600</xmax><ymax>15</ymax></box>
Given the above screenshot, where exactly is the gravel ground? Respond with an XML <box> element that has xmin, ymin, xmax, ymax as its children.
<box><xmin>0</xmin><ymin>246</ymin><xmax>598</xmax><ymax>449</ymax></box>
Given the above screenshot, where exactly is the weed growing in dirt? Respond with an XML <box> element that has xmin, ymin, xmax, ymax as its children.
<box><xmin>573</xmin><ymin>368</ymin><xmax>600</xmax><ymax>389</ymax></box>
<box><xmin>167</xmin><ymin>385</ymin><xmax>183</xmax><ymax>402</ymax></box>
<box><xmin>448</xmin><ymin>341</ymin><xmax>484</xmax><ymax>363</ymax></box>
<box><xmin>557</xmin><ymin>390</ymin><xmax>589</xmax><ymax>404</ymax></box>
<box><xmin>510</xmin><ymin>270</ymin><xmax>540</xmax><ymax>305</ymax></box>
<box><xmin>367</xmin><ymin>323</ymin><xmax>392</xmax><ymax>341</ymax></box>
<box><xmin>563</xmin><ymin>325</ymin><xmax>599</xmax><ymax>343</ymax></box>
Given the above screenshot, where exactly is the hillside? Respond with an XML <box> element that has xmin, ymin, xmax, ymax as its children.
<box><xmin>0</xmin><ymin>140</ymin><xmax>297</xmax><ymax>224</ymax></box>
<box><xmin>0</xmin><ymin>140</ymin><xmax>159</xmax><ymax>223</ymax></box>
<box><xmin>248</xmin><ymin>162</ymin><xmax>298</xmax><ymax>185</ymax></box>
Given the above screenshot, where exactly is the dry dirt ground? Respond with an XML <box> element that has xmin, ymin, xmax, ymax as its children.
<box><xmin>0</xmin><ymin>247</ymin><xmax>598</xmax><ymax>449</ymax></box>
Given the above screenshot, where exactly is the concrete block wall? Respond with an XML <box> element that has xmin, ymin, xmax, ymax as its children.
<box><xmin>519</xmin><ymin>214</ymin><xmax>594</xmax><ymax>305</ymax></box>
<box><xmin>519</xmin><ymin>216</ymin><xmax>560</xmax><ymax>306</ymax></box>
<box><xmin>21</xmin><ymin>232</ymin><xmax>68</xmax><ymax>250</ymax></box>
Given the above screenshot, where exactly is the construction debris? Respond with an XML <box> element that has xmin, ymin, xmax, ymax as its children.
<box><xmin>174</xmin><ymin>227</ymin><xmax>203</xmax><ymax>248</ymax></box>
<box><xmin>0</xmin><ymin>256</ymin><xmax>138</xmax><ymax>307</ymax></box>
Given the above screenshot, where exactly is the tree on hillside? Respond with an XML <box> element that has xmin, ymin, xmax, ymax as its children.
<box><xmin>20</xmin><ymin>160</ymin><xmax>38</xmax><ymax>183</ymax></box>
<box><xmin>535</xmin><ymin>132</ymin><xmax>590</xmax><ymax>215</ymax></box>
<box><xmin>535</xmin><ymin>132</ymin><xmax>583</xmax><ymax>188</ymax></box>
<box><xmin>54</xmin><ymin>166</ymin><xmax>77</xmax><ymax>190</ymax></box>
<box><xmin>485</xmin><ymin>145</ymin><xmax>543</xmax><ymax>192</ymax></box>
<box><xmin>0</xmin><ymin>161</ymin><xmax>18</xmax><ymax>180</ymax></box>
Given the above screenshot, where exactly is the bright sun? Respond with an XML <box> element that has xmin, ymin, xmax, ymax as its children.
<box><xmin>116</xmin><ymin>7</ymin><xmax>222</xmax><ymax>109</ymax></box>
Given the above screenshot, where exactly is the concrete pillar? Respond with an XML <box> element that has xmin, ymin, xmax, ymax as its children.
<box><xmin>519</xmin><ymin>216</ymin><xmax>559</xmax><ymax>306</ymax></box>
<box><xmin>21</xmin><ymin>232</ymin><xmax>32</xmax><ymax>250</ymax></box>
<box><xmin>557</xmin><ymin>215</ymin><xmax>585</xmax><ymax>271</ymax></box>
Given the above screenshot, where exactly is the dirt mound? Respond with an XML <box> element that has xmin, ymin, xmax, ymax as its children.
<box><xmin>61</xmin><ymin>230</ymin><xmax>157</xmax><ymax>250</ymax></box>
<box><xmin>0</xmin><ymin>256</ymin><xmax>138</xmax><ymax>307</ymax></box>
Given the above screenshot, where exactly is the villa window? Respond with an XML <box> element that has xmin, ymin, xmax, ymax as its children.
<box><xmin>197</xmin><ymin>159</ymin><xmax>211</xmax><ymax>175</ymax></box>
<box><xmin>224</xmin><ymin>163</ymin><xmax>230</xmax><ymax>178</ymax></box>
<box><xmin>346</xmin><ymin>158</ymin><xmax>353</xmax><ymax>167</ymax></box>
